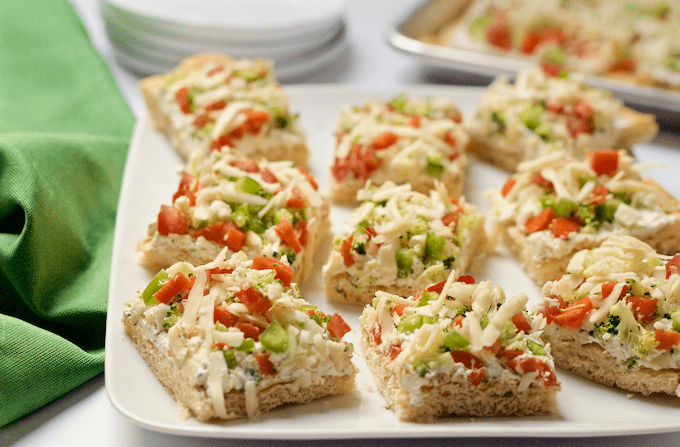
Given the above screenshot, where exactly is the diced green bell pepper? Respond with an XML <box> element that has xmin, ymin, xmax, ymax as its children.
<box><xmin>526</xmin><ymin>339</ymin><xmax>547</xmax><ymax>356</ymax></box>
<box><xmin>396</xmin><ymin>249</ymin><xmax>414</xmax><ymax>278</ymax></box>
<box><xmin>236</xmin><ymin>338</ymin><xmax>255</xmax><ymax>353</ymax></box>
<box><xmin>425</xmin><ymin>232</ymin><xmax>446</xmax><ymax>261</ymax></box>
<box><xmin>426</xmin><ymin>156</ymin><xmax>444</xmax><ymax>179</ymax></box>
<box><xmin>520</xmin><ymin>105</ymin><xmax>544</xmax><ymax>131</ymax></box>
<box><xmin>260</xmin><ymin>321</ymin><xmax>290</xmax><ymax>353</ymax></box>
<box><xmin>443</xmin><ymin>330</ymin><xmax>470</xmax><ymax>351</ymax></box>
<box><xmin>235</xmin><ymin>176</ymin><xmax>262</xmax><ymax>195</ymax></box>
<box><xmin>141</xmin><ymin>270</ymin><xmax>169</xmax><ymax>305</ymax></box>
<box><xmin>417</xmin><ymin>291</ymin><xmax>439</xmax><ymax>307</ymax></box>
<box><xmin>223</xmin><ymin>349</ymin><xmax>238</xmax><ymax>369</ymax></box>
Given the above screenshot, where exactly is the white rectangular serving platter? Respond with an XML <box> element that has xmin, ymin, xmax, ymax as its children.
<box><xmin>105</xmin><ymin>85</ymin><xmax>680</xmax><ymax>439</ymax></box>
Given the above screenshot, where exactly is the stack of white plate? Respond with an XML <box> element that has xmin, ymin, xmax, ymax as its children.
<box><xmin>101</xmin><ymin>0</ymin><xmax>348</xmax><ymax>81</ymax></box>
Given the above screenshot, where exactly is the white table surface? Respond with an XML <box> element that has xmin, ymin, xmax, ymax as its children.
<box><xmin>3</xmin><ymin>1</ymin><xmax>680</xmax><ymax>445</ymax></box>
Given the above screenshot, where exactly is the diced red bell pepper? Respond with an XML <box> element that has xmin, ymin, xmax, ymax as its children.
<box><xmin>240</xmin><ymin>109</ymin><xmax>270</xmax><ymax>135</ymax></box>
<box><xmin>601</xmin><ymin>282</ymin><xmax>630</xmax><ymax>300</ymax></box>
<box><xmin>372</xmin><ymin>326</ymin><xmax>382</xmax><ymax>345</ymax></box>
<box><xmin>588</xmin><ymin>184</ymin><xmax>609</xmax><ymax>206</ymax></box>
<box><xmin>252</xmin><ymin>256</ymin><xmax>294</xmax><ymax>286</ymax></box>
<box><xmin>505</xmin><ymin>357</ymin><xmax>560</xmax><ymax>388</ymax></box>
<box><xmin>261</xmin><ymin>168</ymin><xmax>278</xmax><ymax>183</ymax></box>
<box><xmin>298</xmin><ymin>167</ymin><xmax>318</xmax><ymax>190</ymax></box>
<box><xmin>205</xmin><ymin>100</ymin><xmax>227</xmax><ymax>112</ymax></box>
<box><xmin>444</xmin><ymin>131</ymin><xmax>457</xmax><ymax>148</ymax></box>
<box><xmin>157</xmin><ymin>204</ymin><xmax>190</xmax><ymax>236</ymax></box>
<box><xmin>285</xmin><ymin>186</ymin><xmax>306</xmax><ymax>209</ymax></box>
<box><xmin>255</xmin><ymin>353</ymin><xmax>275</xmax><ymax>376</ymax></box>
<box><xmin>340</xmin><ymin>234</ymin><xmax>355</xmax><ymax>267</ymax></box>
<box><xmin>468</xmin><ymin>368</ymin><xmax>486</xmax><ymax>387</ymax></box>
<box><xmin>372</xmin><ymin>131</ymin><xmax>399</xmax><ymax>149</ymax></box>
<box><xmin>153</xmin><ymin>272</ymin><xmax>195</xmax><ymax>305</ymax></box>
<box><xmin>193</xmin><ymin>113</ymin><xmax>211</xmax><ymax>129</ymax></box>
<box><xmin>236</xmin><ymin>322</ymin><xmax>262</xmax><ymax>340</ymax></box>
<box><xmin>327</xmin><ymin>312</ymin><xmax>351</xmax><ymax>339</ymax></box>
<box><xmin>512</xmin><ymin>312</ymin><xmax>532</xmax><ymax>333</ymax></box>
<box><xmin>235</xmin><ymin>287</ymin><xmax>272</xmax><ymax>316</ymax></box>
<box><xmin>193</xmin><ymin>221</ymin><xmax>246</xmax><ymax>252</ymax></box>
<box><xmin>175</xmin><ymin>87</ymin><xmax>191</xmax><ymax>114</ymax></box>
<box><xmin>456</xmin><ymin>275</ymin><xmax>475</xmax><ymax>284</ymax></box>
<box><xmin>551</xmin><ymin>217</ymin><xmax>581</xmax><ymax>239</ymax></box>
<box><xmin>588</xmin><ymin>149</ymin><xmax>619</xmax><ymax>177</ymax></box>
<box><xmin>655</xmin><ymin>329</ymin><xmax>680</xmax><ymax>350</ymax></box>
<box><xmin>525</xmin><ymin>208</ymin><xmax>557</xmax><ymax>234</ymax></box>
<box><xmin>392</xmin><ymin>303</ymin><xmax>408</xmax><ymax>316</ymax></box>
<box><xmin>388</xmin><ymin>345</ymin><xmax>403</xmax><ymax>360</ymax></box>
<box><xmin>441</xmin><ymin>211</ymin><xmax>459</xmax><ymax>228</ymax></box>
<box><xmin>666</xmin><ymin>254</ymin><xmax>680</xmax><ymax>279</ymax></box>
<box><xmin>551</xmin><ymin>296</ymin><xmax>593</xmax><ymax>329</ymax></box>
<box><xmin>275</xmin><ymin>219</ymin><xmax>303</xmax><ymax>253</ymax></box>
<box><xmin>296</xmin><ymin>220</ymin><xmax>308</xmax><ymax>248</ymax></box>
<box><xmin>213</xmin><ymin>306</ymin><xmax>239</xmax><ymax>327</ymax></box>
<box><xmin>172</xmin><ymin>172</ymin><xmax>198</xmax><ymax>206</ymax></box>
<box><xmin>230</xmin><ymin>158</ymin><xmax>260</xmax><ymax>173</ymax></box>
<box><xmin>530</xmin><ymin>172</ymin><xmax>553</xmax><ymax>189</ymax></box>
<box><xmin>501</xmin><ymin>177</ymin><xmax>516</xmax><ymax>197</ymax></box>
<box><xmin>486</xmin><ymin>22</ymin><xmax>512</xmax><ymax>50</ymax></box>
<box><xmin>627</xmin><ymin>297</ymin><xmax>657</xmax><ymax>323</ymax></box>
<box><xmin>450</xmin><ymin>350</ymin><xmax>484</xmax><ymax>370</ymax></box>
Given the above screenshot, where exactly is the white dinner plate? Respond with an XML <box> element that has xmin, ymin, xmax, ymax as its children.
<box><xmin>105</xmin><ymin>85</ymin><xmax>680</xmax><ymax>439</ymax></box>
<box><xmin>109</xmin><ymin>24</ymin><xmax>349</xmax><ymax>82</ymax></box>
<box><xmin>103</xmin><ymin>14</ymin><xmax>345</xmax><ymax>62</ymax></box>
<box><xmin>102</xmin><ymin>0</ymin><xmax>347</xmax><ymax>43</ymax></box>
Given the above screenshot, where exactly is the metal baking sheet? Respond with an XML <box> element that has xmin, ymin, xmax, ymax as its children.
<box><xmin>386</xmin><ymin>0</ymin><xmax>680</xmax><ymax>120</ymax></box>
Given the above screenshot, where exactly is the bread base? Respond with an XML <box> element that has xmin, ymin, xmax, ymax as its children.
<box><xmin>124</xmin><ymin>320</ymin><xmax>356</xmax><ymax>422</ymax></box>
<box><xmin>359</xmin><ymin>326</ymin><xmax>559</xmax><ymax>421</ymax></box>
<box><xmin>546</xmin><ymin>326</ymin><xmax>680</xmax><ymax>396</ymax></box>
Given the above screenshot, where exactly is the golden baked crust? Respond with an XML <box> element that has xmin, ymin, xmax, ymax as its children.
<box><xmin>357</xmin><ymin>278</ymin><xmax>561</xmax><ymax>422</ymax></box>
<box><xmin>359</xmin><ymin>325</ymin><xmax>559</xmax><ymax>421</ymax></box>
<box><xmin>124</xmin><ymin>310</ymin><xmax>356</xmax><ymax>422</ymax></box>
<box><xmin>546</xmin><ymin>325</ymin><xmax>680</xmax><ymax>396</ymax></box>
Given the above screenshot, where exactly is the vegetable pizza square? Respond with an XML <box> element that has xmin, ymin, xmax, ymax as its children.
<box><xmin>534</xmin><ymin>234</ymin><xmax>680</xmax><ymax>397</ymax></box>
<box><xmin>359</xmin><ymin>271</ymin><xmax>560</xmax><ymax>422</ymax></box>
<box><xmin>140</xmin><ymin>53</ymin><xmax>308</xmax><ymax>165</ymax></box>
<box><xmin>123</xmin><ymin>251</ymin><xmax>356</xmax><ymax>421</ymax></box>
<box><xmin>329</xmin><ymin>93</ymin><xmax>469</xmax><ymax>204</ymax></box>
<box><xmin>465</xmin><ymin>66</ymin><xmax>657</xmax><ymax>171</ymax></box>
<box><xmin>488</xmin><ymin>148</ymin><xmax>680</xmax><ymax>285</ymax></box>
<box><xmin>137</xmin><ymin>149</ymin><xmax>329</xmax><ymax>284</ymax></box>
<box><xmin>323</xmin><ymin>181</ymin><xmax>488</xmax><ymax>306</ymax></box>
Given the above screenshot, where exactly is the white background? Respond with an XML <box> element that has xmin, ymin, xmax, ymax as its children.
<box><xmin>3</xmin><ymin>1</ymin><xmax>680</xmax><ymax>446</ymax></box>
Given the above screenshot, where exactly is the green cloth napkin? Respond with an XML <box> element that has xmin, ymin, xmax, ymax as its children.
<box><xmin>0</xmin><ymin>0</ymin><xmax>135</xmax><ymax>427</ymax></box>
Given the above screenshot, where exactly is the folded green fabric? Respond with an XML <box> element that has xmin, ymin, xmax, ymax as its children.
<box><xmin>0</xmin><ymin>0</ymin><xmax>135</xmax><ymax>427</ymax></box>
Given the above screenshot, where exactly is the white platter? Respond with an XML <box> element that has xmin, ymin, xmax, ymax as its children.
<box><xmin>105</xmin><ymin>85</ymin><xmax>680</xmax><ymax>439</ymax></box>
